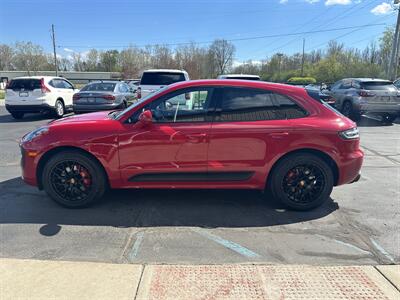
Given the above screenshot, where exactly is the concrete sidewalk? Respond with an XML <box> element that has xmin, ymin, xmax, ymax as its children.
<box><xmin>1</xmin><ymin>259</ymin><xmax>399</xmax><ymax>300</ymax></box>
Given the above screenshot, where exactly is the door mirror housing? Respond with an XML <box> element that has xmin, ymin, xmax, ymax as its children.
<box><xmin>138</xmin><ymin>110</ymin><xmax>153</xmax><ymax>126</ymax></box>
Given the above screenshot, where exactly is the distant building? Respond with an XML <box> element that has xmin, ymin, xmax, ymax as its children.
<box><xmin>0</xmin><ymin>71</ymin><xmax>122</xmax><ymax>89</ymax></box>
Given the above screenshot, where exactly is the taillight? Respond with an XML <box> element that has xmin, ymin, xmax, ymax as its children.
<box><xmin>358</xmin><ymin>90</ymin><xmax>375</xmax><ymax>97</ymax></box>
<box><xmin>102</xmin><ymin>95</ymin><xmax>115</xmax><ymax>101</ymax></box>
<box><xmin>137</xmin><ymin>87</ymin><xmax>141</xmax><ymax>99</ymax></box>
<box><xmin>40</xmin><ymin>78</ymin><xmax>51</xmax><ymax>93</ymax></box>
<box><xmin>73</xmin><ymin>94</ymin><xmax>80</xmax><ymax>101</ymax></box>
<box><xmin>326</xmin><ymin>96</ymin><xmax>336</xmax><ymax>104</ymax></box>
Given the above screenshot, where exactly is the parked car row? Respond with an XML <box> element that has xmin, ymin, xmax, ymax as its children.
<box><xmin>4</xmin><ymin>72</ymin><xmax>400</xmax><ymax>123</ymax></box>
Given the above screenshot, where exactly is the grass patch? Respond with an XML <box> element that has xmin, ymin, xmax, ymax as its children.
<box><xmin>0</xmin><ymin>90</ymin><xmax>4</xmax><ymax>100</ymax></box>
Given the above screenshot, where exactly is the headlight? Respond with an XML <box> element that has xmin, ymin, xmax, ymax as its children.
<box><xmin>339</xmin><ymin>127</ymin><xmax>359</xmax><ymax>140</ymax></box>
<box><xmin>22</xmin><ymin>127</ymin><xmax>49</xmax><ymax>142</ymax></box>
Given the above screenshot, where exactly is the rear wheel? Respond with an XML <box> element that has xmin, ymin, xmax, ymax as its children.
<box><xmin>269</xmin><ymin>153</ymin><xmax>334</xmax><ymax>210</ymax></box>
<box><xmin>54</xmin><ymin>100</ymin><xmax>65</xmax><ymax>118</ymax></box>
<box><xmin>10</xmin><ymin>112</ymin><xmax>24</xmax><ymax>119</ymax></box>
<box><xmin>381</xmin><ymin>114</ymin><xmax>397</xmax><ymax>124</ymax></box>
<box><xmin>42</xmin><ymin>151</ymin><xmax>107</xmax><ymax>208</ymax></box>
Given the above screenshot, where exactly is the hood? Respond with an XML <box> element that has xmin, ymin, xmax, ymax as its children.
<box><xmin>49</xmin><ymin>111</ymin><xmax>112</xmax><ymax>126</ymax></box>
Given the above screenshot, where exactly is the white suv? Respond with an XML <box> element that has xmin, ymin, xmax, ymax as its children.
<box><xmin>137</xmin><ymin>69</ymin><xmax>189</xmax><ymax>99</ymax></box>
<box><xmin>5</xmin><ymin>76</ymin><xmax>78</xmax><ymax>119</ymax></box>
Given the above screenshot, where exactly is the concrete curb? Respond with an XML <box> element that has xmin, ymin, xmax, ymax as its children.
<box><xmin>1</xmin><ymin>258</ymin><xmax>399</xmax><ymax>300</ymax></box>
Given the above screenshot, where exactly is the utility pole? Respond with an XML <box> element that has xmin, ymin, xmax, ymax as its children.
<box><xmin>301</xmin><ymin>38</ymin><xmax>305</xmax><ymax>77</ymax></box>
<box><xmin>388</xmin><ymin>1</ymin><xmax>400</xmax><ymax>80</ymax></box>
<box><xmin>277</xmin><ymin>53</ymin><xmax>283</xmax><ymax>81</ymax></box>
<box><xmin>51</xmin><ymin>24</ymin><xmax>58</xmax><ymax>76</ymax></box>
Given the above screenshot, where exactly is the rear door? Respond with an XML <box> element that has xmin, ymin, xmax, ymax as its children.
<box><xmin>6</xmin><ymin>79</ymin><xmax>43</xmax><ymax>105</ymax></box>
<box><xmin>60</xmin><ymin>79</ymin><xmax>75</xmax><ymax>106</ymax></box>
<box><xmin>207</xmin><ymin>87</ymin><xmax>306</xmax><ymax>188</ymax></box>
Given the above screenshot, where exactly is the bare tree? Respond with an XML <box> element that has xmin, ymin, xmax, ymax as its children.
<box><xmin>0</xmin><ymin>44</ymin><xmax>14</xmax><ymax>70</ymax></box>
<box><xmin>208</xmin><ymin>39</ymin><xmax>235</xmax><ymax>77</ymax></box>
<box><xmin>13</xmin><ymin>42</ymin><xmax>48</xmax><ymax>75</ymax></box>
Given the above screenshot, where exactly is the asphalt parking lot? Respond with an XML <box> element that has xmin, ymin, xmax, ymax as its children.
<box><xmin>0</xmin><ymin>105</ymin><xmax>399</xmax><ymax>266</ymax></box>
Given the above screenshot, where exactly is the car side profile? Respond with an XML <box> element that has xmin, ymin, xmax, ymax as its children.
<box><xmin>20</xmin><ymin>80</ymin><xmax>363</xmax><ymax>210</ymax></box>
<box><xmin>73</xmin><ymin>81</ymin><xmax>135</xmax><ymax>113</ymax></box>
<box><xmin>5</xmin><ymin>76</ymin><xmax>78</xmax><ymax>119</ymax></box>
<box><xmin>328</xmin><ymin>78</ymin><xmax>400</xmax><ymax>123</ymax></box>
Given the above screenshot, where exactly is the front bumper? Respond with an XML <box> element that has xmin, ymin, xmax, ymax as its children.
<box><xmin>73</xmin><ymin>103</ymin><xmax>122</xmax><ymax>113</ymax></box>
<box><xmin>6</xmin><ymin>103</ymin><xmax>54</xmax><ymax>114</ymax></box>
<box><xmin>20</xmin><ymin>145</ymin><xmax>39</xmax><ymax>187</ymax></box>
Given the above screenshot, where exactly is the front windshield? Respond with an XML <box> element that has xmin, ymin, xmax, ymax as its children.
<box><xmin>112</xmin><ymin>85</ymin><xmax>169</xmax><ymax>119</ymax></box>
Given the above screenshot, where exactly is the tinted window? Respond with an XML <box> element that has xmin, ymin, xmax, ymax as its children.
<box><xmin>274</xmin><ymin>94</ymin><xmax>307</xmax><ymax>119</ymax></box>
<box><xmin>340</xmin><ymin>80</ymin><xmax>352</xmax><ymax>89</ymax></box>
<box><xmin>150</xmin><ymin>89</ymin><xmax>211</xmax><ymax>123</ymax></box>
<box><xmin>140</xmin><ymin>72</ymin><xmax>186</xmax><ymax>85</ymax></box>
<box><xmin>225</xmin><ymin>76</ymin><xmax>260</xmax><ymax>80</ymax></box>
<box><xmin>81</xmin><ymin>82</ymin><xmax>116</xmax><ymax>92</ymax></box>
<box><xmin>8</xmin><ymin>79</ymin><xmax>41</xmax><ymax>91</ymax></box>
<box><xmin>360</xmin><ymin>81</ymin><xmax>395</xmax><ymax>90</ymax></box>
<box><xmin>219</xmin><ymin>88</ymin><xmax>306</xmax><ymax>122</ymax></box>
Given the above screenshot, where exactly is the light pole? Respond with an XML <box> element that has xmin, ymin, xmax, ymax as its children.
<box><xmin>388</xmin><ymin>0</ymin><xmax>400</xmax><ymax>80</ymax></box>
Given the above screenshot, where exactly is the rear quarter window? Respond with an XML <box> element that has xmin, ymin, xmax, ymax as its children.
<box><xmin>8</xmin><ymin>79</ymin><xmax>41</xmax><ymax>91</ymax></box>
<box><xmin>140</xmin><ymin>72</ymin><xmax>186</xmax><ymax>85</ymax></box>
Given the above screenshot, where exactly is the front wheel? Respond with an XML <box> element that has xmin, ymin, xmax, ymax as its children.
<box><xmin>42</xmin><ymin>151</ymin><xmax>107</xmax><ymax>208</ymax></box>
<box><xmin>269</xmin><ymin>153</ymin><xmax>334</xmax><ymax>210</ymax></box>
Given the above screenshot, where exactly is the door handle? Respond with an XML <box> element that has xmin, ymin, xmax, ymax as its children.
<box><xmin>186</xmin><ymin>133</ymin><xmax>207</xmax><ymax>143</ymax></box>
<box><xmin>270</xmin><ymin>132</ymin><xmax>289</xmax><ymax>139</ymax></box>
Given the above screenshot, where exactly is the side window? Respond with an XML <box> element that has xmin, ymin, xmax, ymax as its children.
<box><xmin>219</xmin><ymin>88</ymin><xmax>276</xmax><ymax>122</ymax></box>
<box><xmin>352</xmin><ymin>81</ymin><xmax>361</xmax><ymax>89</ymax></box>
<box><xmin>49</xmin><ymin>80</ymin><xmax>56</xmax><ymax>88</ymax></box>
<box><xmin>340</xmin><ymin>80</ymin><xmax>352</xmax><ymax>89</ymax></box>
<box><xmin>62</xmin><ymin>80</ymin><xmax>73</xmax><ymax>89</ymax></box>
<box><xmin>331</xmin><ymin>81</ymin><xmax>341</xmax><ymax>91</ymax></box>
<box><xmin>150</xmin><ymin>88</ymin><xmax>211</xmax><ymax>123</ymax></box>
<box><xmin>274</xmin><ymin>94</ymin><xmax>307</xmax><ymax>119</ymax></box>
<box><xmin>120</xmin><ymin>84</ymin><xmax>129</xmax><ymax>93</ymax></box>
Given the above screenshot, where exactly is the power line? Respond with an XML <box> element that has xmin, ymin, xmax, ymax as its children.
<box><xmin>263</xmin><ymin>0</ymin><xmax>380</xmax><ymax>56</ymax></box>
<box><xmin>58</xmin><ymin>23</ymin><xmax>387</xmax><ymax>50</ymax></box>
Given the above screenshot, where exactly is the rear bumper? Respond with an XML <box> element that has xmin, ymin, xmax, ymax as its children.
<box><xmin>73</xmin><ymin>103</ymin><xmax>122</xmax><ymax>112</ymax></box>
<box><xmin>6</xmin><ymin>104</ymin><xmax>54</xmax><ymax>113</ymax></box>
<box><xmin>337</xmin><ymin>149</ymin><xmax>364</xmax><ymax>186</ymax></box>
<box><xmin>355</xmin><ymin>102</ymin><xmax>400</xmax><ymax>115</ymax></box>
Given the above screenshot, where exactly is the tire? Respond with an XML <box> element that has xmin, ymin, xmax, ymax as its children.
<box><xmin>269</xmin><ymin>153</ymin><xmax>334</xmax><ymax>211</ymax></box>
<box><xmin>381</xmin><ymin>114</ymin><xmax>396</xmax><ymax>124</ymax></box>
<box><xmin>54</xmin><ymin>99</ymin><xmax>65</xmax><ymax>118</ymax></box>
<box><xmin>42</xmin><ymin>151</ymin><xmax>107</xmax><ymax>208</ymax></box>
<box><xmin>341</xmin><ymin>100</ymin><xmax>360</xmax><ymax>121</ymax></box>
<box><xmin>10</xmin><ymin>112</ymin><xmax>24</xmax><ymax>119</ymax></box>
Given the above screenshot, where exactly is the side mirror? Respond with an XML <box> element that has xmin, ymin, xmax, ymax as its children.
<box><xmin>185</xmin><ymin>93</ymin><xmax>191</xmax><ymax>100</ymax></box>
<box><xmin>165</xmin><ymin>101</ymin><xmax>173</xmax><ymax>109</ymax></box>
<box><xmin>138</xmin><ymin>110</ymin><xmax>153</xmax><ymax>126</ymax></box>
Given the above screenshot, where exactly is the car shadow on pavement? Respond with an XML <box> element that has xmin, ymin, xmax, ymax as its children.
<box><xmin>356</xmin><ymin>115</ymin><xmax>397</xmax><ymax>127</ymax></box>
<box><xmin>0</xmin><ymin>113</ymin><xmax>53</xmax><ymax>123</ymax></box>
<box><xmin>0</xmin><ymin>177</ymin><xmax>338</xmax><ymax>236</ymax></box>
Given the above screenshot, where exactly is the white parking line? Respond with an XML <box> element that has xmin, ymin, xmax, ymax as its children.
<box><xmin>128</xmin><ymin>232</ymin><xmax>145</xmax><ymax>261</ymax></box>
<box><xmin>191</xmin><ymin>228</ymin><xmax>261</xmax><ymax>259</ymax></box>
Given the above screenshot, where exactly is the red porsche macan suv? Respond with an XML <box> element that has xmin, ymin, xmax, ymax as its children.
<box><xmin>20</xmin><ymin>80</ymin><xmax>363</xmax><ymax>210</ymax></box>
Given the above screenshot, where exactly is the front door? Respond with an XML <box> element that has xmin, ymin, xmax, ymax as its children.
<box><xmin>118</xmin><ymin>87</ymin><xmax>215</xmax><ymax>187</ymax></box>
